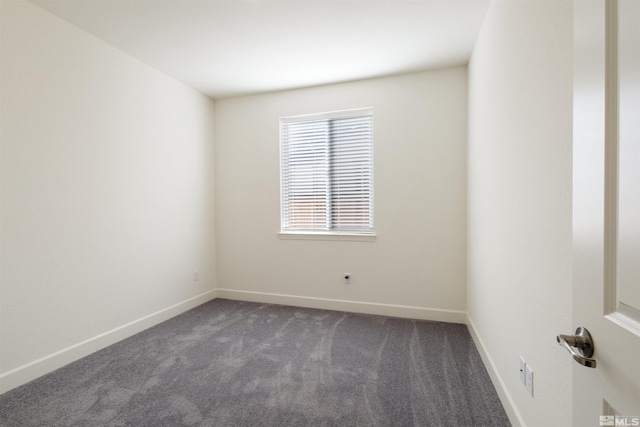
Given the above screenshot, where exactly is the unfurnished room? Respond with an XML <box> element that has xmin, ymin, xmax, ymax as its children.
<box><xmin>0</xmin><ymin>0</ymin><xmax>639</xmax><ymax>426</ymax></box>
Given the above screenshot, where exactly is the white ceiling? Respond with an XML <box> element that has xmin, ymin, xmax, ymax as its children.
<box><xmin>30</xmin><ymin>0</ymin><xmax>491</xmax><ymax>99</ymax></box>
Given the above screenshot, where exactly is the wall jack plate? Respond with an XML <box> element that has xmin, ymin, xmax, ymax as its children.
<box><xmin>525</xmin><ymin>364</ymin><xmax>534</xmax><ymax>396</ymax></box>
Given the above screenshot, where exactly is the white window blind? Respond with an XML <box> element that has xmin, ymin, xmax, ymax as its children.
<box><xmin>281</xmin><ymin>108</ymin><xmax>373</xmax><ymax>234</ymax></box>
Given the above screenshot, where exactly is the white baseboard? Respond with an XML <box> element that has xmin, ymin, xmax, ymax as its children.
<box><xmin>1</xmin><ymin>288</ymin><xmax>462</xmax><ymax>396</ymax></box>
<box><xmin>467</xmin><ymin>314</ymin><xmax>525</xmax><ymax>427</ymax></box>
<box><xmin>216</xmin><ymin>288</ymin><xmax>467</xmax><ymax>324</ymax></box>
<box><xmin>0</xmin><ymin>289</ymin><xmax>218</xmax><ymax>395</ymax></box>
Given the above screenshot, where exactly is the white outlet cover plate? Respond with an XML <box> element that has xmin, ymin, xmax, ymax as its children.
<box><xmin>525</xmin><ymin>364</ymin><xmax>533</xmax><ymax>396</ymax></box>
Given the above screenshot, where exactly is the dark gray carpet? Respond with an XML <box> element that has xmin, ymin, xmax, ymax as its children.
<box><xmin>0</xmin><ymin>299</ymin><xmax>510</xmax><ymax>426</ymax></box>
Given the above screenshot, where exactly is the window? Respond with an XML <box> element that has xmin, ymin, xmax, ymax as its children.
<box><xmin>280</xmin><ymin>108</ymin><xmax>374</xmax><ymax>238</ymax></box>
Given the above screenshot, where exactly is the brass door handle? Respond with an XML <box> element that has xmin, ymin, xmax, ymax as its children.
<box><xmin>556</xmin><ymin>327</ymin><xmax>596</xmax><ymax>368</ymax></box>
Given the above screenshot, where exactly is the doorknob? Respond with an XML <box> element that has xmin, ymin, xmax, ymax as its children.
<box><xmin>556</xmin><ymin>327</ymin><xmax>596</xmax><ymax>368</ymax></box>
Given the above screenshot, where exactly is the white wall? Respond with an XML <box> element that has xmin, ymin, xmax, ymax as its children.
<box><xmin>0</xmin><ymin>0</ymin><xmax>216</xmax><ymax>393</ymax></box>
<box><xmin>467</xmin><ymin>1</ymin><xmax>573</xmax><ymax>426</ymax></box>
<box><xmin>215</xmin><ymin>68</ymin><xmax>467</xmax><ymax>321</ymax></box>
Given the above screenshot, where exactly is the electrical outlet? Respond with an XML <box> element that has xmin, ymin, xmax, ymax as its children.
<box><xmin>193</xmin><ymin>270</ymin><xmax>199</xmax><ymax>281</ymax></box>
<box><xmin>525</xmin><ymin>364</ymin><xmax>534</xmax><ymax>396</ymax></box>
<box><xmin>344</xmin><ymin>273</ymin><xmax>351</xmax><ymax>284</ymax></box>
<box><xmin>519</xmin><ymin>356</ymin><xmax>526</xmax><ymax>385</ymax></box>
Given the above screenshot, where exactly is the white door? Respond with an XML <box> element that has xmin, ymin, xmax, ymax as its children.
<box><xmin>572</xmin><ymin>0</ymin><xmax>640</xmax><ymax>425</ymax></box>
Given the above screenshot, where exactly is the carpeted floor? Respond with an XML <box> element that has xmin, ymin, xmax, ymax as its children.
<box><xmin>0</xmin><ymin>299</ymin><xmax>511</xmax><ymax>426</ymax></box>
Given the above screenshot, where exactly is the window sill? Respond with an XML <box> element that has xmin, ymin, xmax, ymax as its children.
<box><xmin>278</xmin><ymin>232</ymin><xmax>377</xmax><ymax>242</ymax></box>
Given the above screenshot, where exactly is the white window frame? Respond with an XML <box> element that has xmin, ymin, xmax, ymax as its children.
<box><xmin>278</xmin><ymin>107</ymin><xmax>376</xmax><ymax>242</ymax></box>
